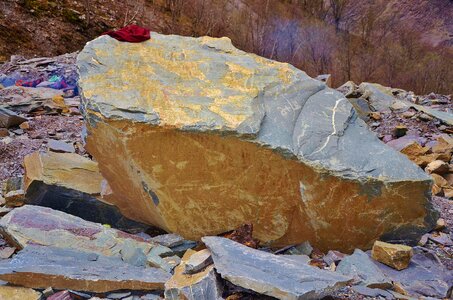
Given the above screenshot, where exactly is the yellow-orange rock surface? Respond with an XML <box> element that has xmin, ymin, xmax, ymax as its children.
<box><xmin>77</xmin><ymin>33</ymin><xmax>437</xmax><ymax>252</ymax></box>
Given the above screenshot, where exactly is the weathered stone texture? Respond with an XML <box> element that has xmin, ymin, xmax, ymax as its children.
<box><xmin>203</xmin><ymin>236</ymin><xmax>351</xmax><ymax>300</ymax></box>
<box><xmin>0</xmin><ymin>245</ymin><xmax>170</xmax><ymax>293</ymax></box>
<box><xmin>77</xmin><ymin>33</ymin><xmax>437</xmax><ymax>251</ymax></box>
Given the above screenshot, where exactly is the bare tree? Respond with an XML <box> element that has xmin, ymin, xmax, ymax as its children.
<box><xmin>329</xmin><ymin>0</ymin><xmax>349</xmax><ymax>31</ymax></box>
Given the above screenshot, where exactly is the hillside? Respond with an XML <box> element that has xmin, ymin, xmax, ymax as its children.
<box><xmin>1</xmin><ymin>0</ymin><xmax>452</xmax><ymax>94</ymax></box>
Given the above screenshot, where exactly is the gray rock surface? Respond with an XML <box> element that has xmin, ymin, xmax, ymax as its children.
<box><xmin>371</xmin><ymin>248</ymin><xmax>452</xmax><ymax>298</ymax></box>
<box><xmin>203</xmin><ymin>236</ymin><xmax>351</xmax><ymax>300</ymax></box>
<box><xmin>0</xmin><ymin>245</ymin><xmax>170</xmax><ymax>292</ymax></box>
<box><xmin>47</xmin><ymin>139</ymin><xmax>75</xmax><ymax>153</ymax></box>
<box><xmin>184</xmin><ymin>249</ymin><xmax>213</xmax><ymax>274</ymax></box>
<box><xmin>77</xmin><ymin>33</ymin><xmax>437</xmax><ymax>251</ymax></box>
<box><xmin>336</xmin><ymin>249</ymin><xmax>392</xmax><ymax>289</ymax></box>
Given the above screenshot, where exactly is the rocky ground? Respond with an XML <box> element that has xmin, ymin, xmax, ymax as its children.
<box><xmin>0</xmin><ymin>52</ymin><xmax>452</xmax><ymax>300</ymax></box>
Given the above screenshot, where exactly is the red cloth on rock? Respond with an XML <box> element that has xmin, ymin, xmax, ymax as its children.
<box><xmin>103</xmin><ymin>25</ymin><xmax>150</xmax><ymax>43</ymax></box>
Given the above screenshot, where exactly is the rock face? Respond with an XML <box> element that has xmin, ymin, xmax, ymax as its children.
<box><xmin>203</xmin><ymin>236</ymin><xmax>351</xmax><ymax>299</ymax></box>
<box><xmin>0</xmin><ymin>245</ymin><xmax>170</xmax><ymax>293</ymax></box>
<box><xmin>23</xmin><ymin>151</ymin><xmax>147</xmax><ymax>231</ymax></box>
<box><xmin>77</xmin><ymin>33</ymin><xmax>437</xmax><ymax>251</ymax></box>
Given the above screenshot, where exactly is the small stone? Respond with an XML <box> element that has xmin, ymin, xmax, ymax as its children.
<box><xmin>47</xmin><ymin>290</ymin><xmax>74</xmax><ymax>300</ymax></box>
<box><xmin>48</xmin><ymin>139</ymin><xmax>75</xmax><ymax>153</ymax></box>
<box><xmin>283</xmin><ymin>241</ymin><xmax>313</xmax><ymax>256</ymax></box>
<box><xmin>183</xmin><ymin>249</ymin><xmax>213</xmax><ymax>274</ymax></box>
<box><xmin>120</xmin><ymin>245</ymin><xmax>147</xmax><ymax>267</ymax></box>
<box><xmin>163</xmin><ymin>255</ymin><xmax>182</xmax><ymax>271</ymax></box>
<box><xmin>418</xmin><ymin>113</ymin><xmax>433</xmax><ymax>121</ymax></box>
<box><xmin>393</xmin><ymin>125</ymin><xmax>408</xmax><ymax>138</ymax></box>
<box><xmin>12</xmin><ymin>128</ymin><xmax>24</xmax><ymax>135</ymax></box>
<box><xmin>151</xmin><ymin>233</ymin><xmax>184</xmax><ymax>248</ymax></box>
<box><xmin>432</xmin><ymin>184</ymin><xmax>442</xmax><ymax>195</ymax></box>
<box><xmin>170</xmin><ymin>240</ymin><xmax>198</xmax><ymax>257</ymax></box>
<box><xmin>428</xmin><ymin>232</ymin><xmax>453</xmax><ymax>246</ymax></box>
<box><xmin>401</xmin><ymin>111</ymin><xmax>416</xmax><ymax>118</ymax></box>
<box><xmin>431</xmin><ymin>174</ymin><xmax>448</xmax><ymax>188</ymax></box>
<box><xmin>0</xmin><ymin>128</ymin><xmax>8</xmax><ymax>137</ymax></box>
<box><xmin>106</xmin><ymin>292</ymin><xmax>132</xmax><ymax>299</ymax></box>
<box><xmin>351</xmin><ymin>286</ymin><xmax>394</xmax><ymax>298</ymax></box>
<box><xmin>0</xmin><ymin>206</ymin><xmax>13</xmax><ymax>216</ymax></box>
<box><xmin>443</xmin><ymin>188</ymin><xmax>453</xmax><ymax>198</ymax></box>
<box><xmin>418</xmin><ymin>233</ymin><xmax>429</xmax><ymax>246</ymax></box>
<box><xmin>434</xmin><ymin>218</ymin><xmax>446</xmax><ymax>231</ymax></box>
<box><xmin>19</xmin><ymin>122</ymin><xmax>30</xmax><ymax>130</ymax></box>
<box><xmin>425</xmin><ymin>160</ymin><xmax>449</xmax><ymax>174</ymax></box>
<box><xmin>371</xmin><ymin>241</ymin><xmax>413</xmax><ymax>270</ymax></box>
<box><xmin>369</xmin><ymin>112</ymin><xmax>381</xmax><ymax>120</ymax></box>
<box><xmin>4</xmin><ymin>189</ymin><xmax>25</xmax><ymax>207</ymax></box>
<box><xmin>0</xmin><ymin>286</ymin><xmax>42</xmax><ymax>300</ymax></box>
<box><xmin>42</xmin><ymin>287</ymin><xmax>55</xmax><ymax>297</ymax></box>
<box><xmin>0</xmin><ymin>246</ymin><xmax>16</xmax><ymax>259</ymax></box>
<box><xmin>323</xmin><ymin>250</ymin><xmax>347</xmax><ymax>265</ymax></box>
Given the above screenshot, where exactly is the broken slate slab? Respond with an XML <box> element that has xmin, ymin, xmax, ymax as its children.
<box><xmin>151</xmin><ymin>233</ymin><xmax>185</xmax><ymax>248</ymax></box>
<box><xmin>165</xmin><ymin>249</ymin><xmax>223</xmax><ymax>300</ymax></box>
<box><xmin>336</xmin><ymin>249</ymin><xmax>392</xmax><ymax>289</ymax></box>
<box><xmin>0</xmin><ymin>205</ymin><xmax>158</xmax><ymax>264</ymax></box>
<box><xmin>202</xmin><ymin>236</ymin><xmax>352</xmax><ymax>299</ymax></box>
<box><xmin>184</xmin><ymin>249</ymin><xmax>213</xmax><ymax>274</ymax></box>
<box><xmin>0</xmin><ymin>245</ymin><xmax>170</xmax><ymax>292</ymax></box>
<box><xmin>370</xmin><ymin>248</ymin><xmax>453</xmax><ymax>299</ymax></box>
<box><xmin>23</xmin><ymin>151</ymin><xmax>147</xmax><ymax>232</ymax></box>
<box><xmin>0</xmin><ymin>107</ymin><xmax>27</xmax><ymax>128</ymax></box>
<box><xmin>47</xmin><ymin>139</ymin><xmax>75</xmax><ymax>153</ymax></box>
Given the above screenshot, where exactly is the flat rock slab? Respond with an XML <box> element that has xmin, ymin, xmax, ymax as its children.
<box><xmin>23</xmin><ymin>151</ymin><xmax>147</xmax><ymax>231</ymax></box>
<box><xmin>0</xmin><ymin>86</ymin><xmax>64</xmax><ymax>114</ymax></box>
<box><xmin>77</xmin><ymin>33</ymin><xmax>437</xmax><ymax>251</ymax></box>
<box><xmin>370</xmin><ymin>248</ymin><xmax>452</xmax><ymax>299</ymax></box>
<box><xmin>203</xmin><ymin>236</ymin><xmax>351</xmax><ymax>300</ymax></box>
<box><xmin>336</xmin><ymin>249</ymin><xmax>391</xmax><ymax>289</ymax></box>
<box><xmin>0</xmin><ymin>245</ymin><xmax>170</xmax><ymax>292</ymax></box>
<box><xmin>47</xmin><ymin>139</ymin><xmax>75</xmax><ymax>153</ymax></box>
<box><xmin>0</xmin><ymin>205</ymin><xmax>156</xmax><ymax>260</ymax></box>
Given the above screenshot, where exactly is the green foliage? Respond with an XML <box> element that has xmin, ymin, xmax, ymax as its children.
<box><xmin>62</xmin><ymin>8</ymin><xmax>83</xmax><ymax>26</ymax></box>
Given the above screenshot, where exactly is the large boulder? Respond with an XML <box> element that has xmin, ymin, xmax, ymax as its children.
<box><xmin>77</xmin><ymin>33</ymin><xmax>437</xmax><ymax>252</ymax></box>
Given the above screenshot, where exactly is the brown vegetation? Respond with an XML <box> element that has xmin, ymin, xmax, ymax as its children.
<box><xmin>0</xmin><ymin>0</ymin><xmax>452</xmax><ymax>94</ymax></box>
